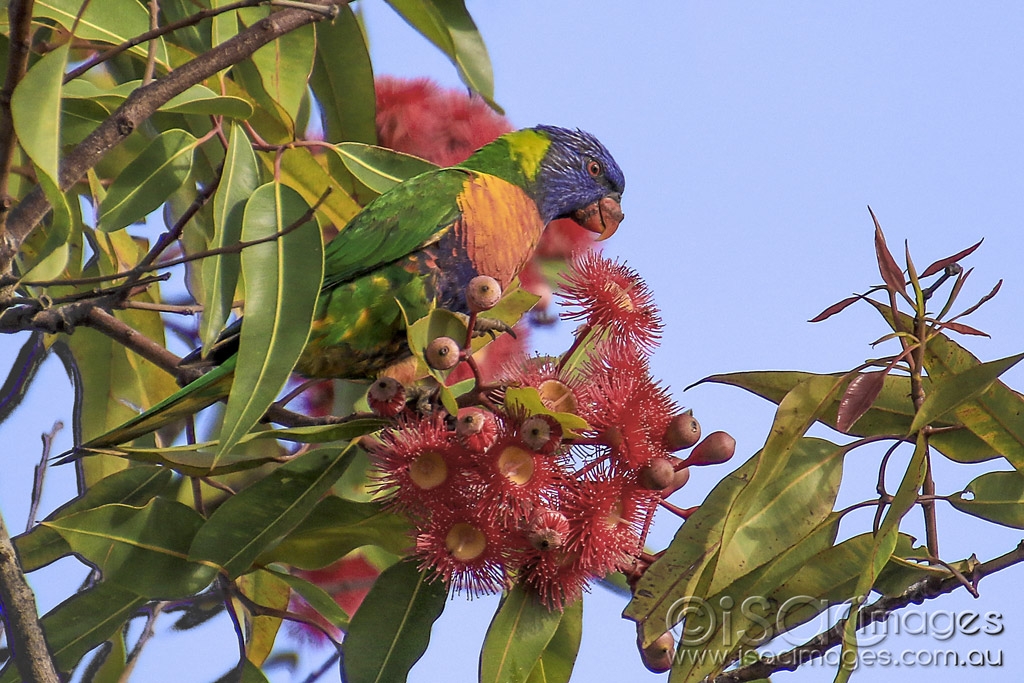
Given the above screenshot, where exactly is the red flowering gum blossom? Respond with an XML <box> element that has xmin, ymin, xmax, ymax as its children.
<box><xmin>415</xmin><ymin>505</ymin><xmax>508</xmax><ymax>596</ymax></box>
<box><xmin>558</xmin><ymin>251</ymin><xmax>663</xmax><ymax>352</ymax></box>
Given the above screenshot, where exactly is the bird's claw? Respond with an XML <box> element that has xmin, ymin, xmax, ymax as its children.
<box><xmin>472</xmin><ymin>317</ymin><xmax>516</xmax><ymax>340</ymax></box>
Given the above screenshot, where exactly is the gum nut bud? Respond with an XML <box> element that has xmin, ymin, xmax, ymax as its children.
<box><xmin>521</xmin><ymin>414</ymin><xmax>563</xmax><ymax>454</ymax></box>
<box><xmin>637</xmin><ymin>627</ymin><xmax>676</xmax><ymax>673</ymax></box>
<box><xmin>367</xmin><ymin>377</ymin><xmax>405</xmax><ymax>417</ymax></box>
<box><xmin>639</xmin><ymin>457</ymin><xmax>675</xmax><ymax>491</ymax></box>
<box><xmin>467</xmin><ymin>275</ymin><xmax>502</xmax><ymax>312</ymax></box>
<box><xmin>664</xmin><ymin>411</ymin><xmax>701</xmax><ymax>451</ymax></box>
<box><xmin>526</xmin><ymin>508</ymin><xmax>570</xmax><ymax>551</ymax></box>
<box><xmin>455</xmin><ymin>407</ymin><xmax>498</xmax><ymax>452</ymax></box>
<box><xmin>425</xmin><ymin>336</ymin><xmax>461</xmax><ymax>370</ymax></box>
<box><xmin>685</xmin><ymin>431</ymin><xmax>736</xmax><ymax>467</ymax></box>
<box><xmin>672</xmin><ymin>463</ymin><xmax>691</xmax><ymax>490</ymax></box>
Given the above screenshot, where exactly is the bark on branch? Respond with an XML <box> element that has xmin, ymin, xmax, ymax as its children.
<box><xmin>0</xmin><ymin>513</ymin><xmax>60</xmax><ymax>683</ymax></box>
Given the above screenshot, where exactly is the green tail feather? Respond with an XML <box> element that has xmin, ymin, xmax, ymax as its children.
<box><xmin>81</xmin><ymin>358</ymin><xmax>237</xmax><ymax>451</ymax></box>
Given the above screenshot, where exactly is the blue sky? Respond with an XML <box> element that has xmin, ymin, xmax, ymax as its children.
<box><xmin>2</xmin><ymin>2</ymin><xmax>1023</xmax><ymax>681</ymax></box>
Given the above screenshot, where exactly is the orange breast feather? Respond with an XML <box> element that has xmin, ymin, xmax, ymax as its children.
<box><xmin>454</xmin><ymin>174</ymin><xmax>545</xmax><ymax>288</ymax></box>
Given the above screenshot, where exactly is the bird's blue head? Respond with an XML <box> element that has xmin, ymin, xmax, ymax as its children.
<box><xmin>533</xmin><ymin>125</ymin><xmax>626</xmax><ymax>240</ymax></box>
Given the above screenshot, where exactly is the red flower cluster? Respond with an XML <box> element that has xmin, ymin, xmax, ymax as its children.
<box><xmin>366</xmin><ymin>253</ymin><xmax>725</xmax><ymax>609</ymax></box>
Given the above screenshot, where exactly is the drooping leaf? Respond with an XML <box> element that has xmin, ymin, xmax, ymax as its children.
<box><xmin>11</xmin><ymin>43</ymin><xmax>69</xmax><ymax>187</ymax></box>
<box><xmin>98</xmin><ymin>129</ymin><xmax>197</xmax><ymax>232</ymax></box>
<box><xmin>236</xmin><ymin>569</ymin><xmax>291</xmax><ymax>666</ymax></box>
<box><xmin>332</xmin><ymin>143</ymin><xmax>437</xmax><ymax>195</ymax></box>
<box><xmin>950</xmin><ymin>471</ymin><xmax>1024</xmax><ymax>529</ymax></box>
<box><xmin>189</xmin><ymin>445</ymin><xmax>357</xmax><ymax>577</ymax></box>
<box><xmin>312</xmin><ymin>5</ymin><xmax>378</xmax><ymax>144</ymax></box>
<box><xmin>44</xmin><ymin>499</ymin><xmax>217</xmax><ymax>599</ymax></box>
<box><xmin>264</xmin><ymin>566</ymin><xmax>351</xmax><ymax>632</ymax></box>
<box><xmin>250</xmin><ymin>23</ymin><xmax>315</xmax><ymax>125</ymax></box>
<box><xmin>201</xmin><ymin>123</ymin><xmax>261</xmax><ymax>354</ymax></box>
<box><xmin>0</xmin><ymin>582</ymin><xmax>146</xmax><ymax>683</ymax></box>
<box><xmin>524</xmin><ymin>597</ymin><xmax>581</xmax><ymax>683</ymax></box>
<box><xmin>480</xmin><ymin>586</ymin><xmax>565</xmax><ymax>683</ymax></box>
<box><xmin>342</xmin><ymin>561</ymin><xmax>447</xmax><ymax>683</ymax></box>
<box><xmin>0</xmin><ymin>333</ymin><xmax>47</xmax><ymax>425</ymax></box>
<box><xmin>216</xmin><ymin>182</ymin><xmax>323</xmax><ymax>461</ymax></box>
<box><xmin>15</xmin><ymin>465</ymin><xmax>174</xmax><ymax>572</ymax></box>
<box><xmin>384</xmin><ymin>0</ymin><xmax>500</xmax><ymax>111</ymax></box>
<box><xmin>256</xmin><ymin>495</ymin><xmax>412</xmax><ymax>570</ymax></box>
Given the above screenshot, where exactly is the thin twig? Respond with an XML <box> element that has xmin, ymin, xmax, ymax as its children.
<box><xmin>143</xmin><ymin>0</ymin><xmax>159</xmax><ymax>84</ymax></box>
<box><xmin>301</xmin><ymin>651</ymin><xmax>342</xmax><ymax>683</ymax></box>
<box><xmin>27</xmin><ymin>421</ymin><xmax>63</xmax><ymax>530</ymax></box>
<box><xmin>118</xmin><ymin>602</ymin><xmax>164</xmax><ymax>683</ymax></box>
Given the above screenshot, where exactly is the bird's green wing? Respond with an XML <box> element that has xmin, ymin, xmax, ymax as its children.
<box><xmin>321</xmin><ymin>168</ymin><xmax>470</xmax><ymax>289</ymax></box>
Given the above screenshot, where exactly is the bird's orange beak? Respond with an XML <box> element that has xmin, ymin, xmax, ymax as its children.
<box><xmin>571</xmin><ymin>195</ymin><xmax>623</xmax><ymax>242</ymax></box>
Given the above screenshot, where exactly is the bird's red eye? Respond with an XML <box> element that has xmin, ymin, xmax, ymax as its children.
<box><xmin>587</xmin><ymin>160</ymin><xmax>602</xmax><ymax>177</ymax></box>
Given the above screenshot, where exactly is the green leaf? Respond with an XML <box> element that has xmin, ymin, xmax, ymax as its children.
<box><xmin>909</xmin><ymin>352</ymin><xmax>1024</xmax><ymax>433</ymax></box>
<box><xmin>384</xmin><ymin>0</ymin><xmax>500</xmax><ymax>111</ymax></box>
<box><xmin>0</xmin><ymin>582</ymin><xmax>146</xmax><ymax>683</ymax></box>
<box><xmin>11</xmin><ymin>43</ymin><xmax>68</xmax><ymax>187</ymax></box>
<box><xmin>236</xmin><ymin>569</ymin><xmax>291</xmax><ymax>666</ymax></box>
<box><xmin>504</xmin><ymin>386</ymin><xmax>590</xmax><ymax>435</ymax></box>
<box><xmin>835</xmin><ymin>432</ymin><xmax>929</xmax><ymax>682</ymax></box>
<box><xmin>256</xmin><ymin>495</ymin><xmax>412</xmax><ymax>570</ymax></box>
<box><xmin>44</xmin><ymin>499</ymin><xmax>217</xmax><ymax>599</ymax></box>
<box><xmin>625</xmin><ymin>456</ymin><xmax>756</xmax><ymax>647</ymax></box>
<box><xmin>950</xmin><ymin>471</ymin><xmax>1024</xmax><ymax>528</ymax></box>
<box><xmin>703</xmin><ymin>369</ymin><xmax>1002</xmax><ymax>463</ymax></box>
<box><xmin>34</xmin><ymin>0</ymin><xmax>169</xmax><ymax>65</ymax></box>
<box><xmin>161</xmin><ymin>84</ymin><xmax>254</xmax><ymax>118</ymax></box>
<box><xmin>216</xmin><ymin>182</ymin><xmax>323</xmax><ymax>461</ymax></box>
<box><xmin>250</xmin><ymin>23</ymin><xmax>315</xmax><ymax>125</ymax></box>
<box><xmin>924</xmin><ymin>332</ymin><xmax>1024</xmax><ymax>471</ymax></box>
<box><xmin>274</xmin><ymin>146</ymin><xmax>363</xmax><ymax>229</ymax></box>
<box><xmin>480</xmin><ymin>586</ymin><xmax>564</xmax><ymax>683</ymax></box>
<box><xmin>311</xmin><ymin>5</ymin><xmax>377</xmax><ymax>144</ymax></box>
<box><xmin>333</xmin><ymin>143</ymin><xmax>437</xmax><ymax>194</ymax></box>
<box><xmin>710</xmin><ymin>438</ymin><xmax>846</xmax><ymax>596</ymax></box>
<box><xmin>264</xmin><ymin>566</ymin><xmax>351</xmax><ymax>631</ymax></box>
<box><xmin>189</xmin><ymin>445</ymin><xmax>357</xmax><ymax>577</ymax></box>
<box><xmin>98</xmin><ymin>129</ymin><xmax>197</xmax><ymax>232</ymax></box>
<box><xmin>524</xmin><ymin>597</ymin><xmax>581</xmax><ymax>683</ymax></box>
<box><xmin>201</xmin><ymin>123</ymin><xmax>261</xmax><ymax>354</ymax></box>
<box><xmin>15</xmin><ymin>466</ymin><xmax>174</xmax><ymax>572</ymax></box>
<box><xmin>342</xmin><ymin>561</ymin><xmax>447</xmax><ymax>683</ymax></box>
<box><xmin>671</xmin><ymin>514</ymin><xmax>840</xmax><ymax>683</ymax></box>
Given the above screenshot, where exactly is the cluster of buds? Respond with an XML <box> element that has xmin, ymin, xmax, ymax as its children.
<box><xmin>365</xmin><ymin>253</ymin><xmax>735</xmax><ymax>609</ymax></box>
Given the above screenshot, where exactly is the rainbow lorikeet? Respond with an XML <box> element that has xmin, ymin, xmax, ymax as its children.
<box><xmin>84</xmin><ymin>125</ymin><xmax>624</xmax><ymax>448</ymax></box>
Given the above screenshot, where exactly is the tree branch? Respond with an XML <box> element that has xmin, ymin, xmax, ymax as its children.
<box><xmin>0</xmin><ymin>512</ymin><xmax>60</xmax><ymax>683</ymax></box>
<box><xmin>0</xmin><ymin>0</ymin><xmax>35</xmax><ymax>242</ymax></box>
<box><xmin>713</xmin><ymin>540</ymin><xmax>1024</xmax><ymax>682</ymax></box>
<box><xmin>0</xmin><ymin>0</ymin><xmax>343</xmax><ymax>274</ymax></box>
